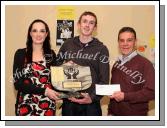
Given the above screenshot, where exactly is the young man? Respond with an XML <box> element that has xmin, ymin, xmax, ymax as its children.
<box><xmin>57</xmin><ymin>11</ymin><xmax>109</xmax><ymax>116</ymax></box>
<box><xmin>108</xmin><ymin>27</ymin><xmax>155</xmax><ymax>116</ymax></box>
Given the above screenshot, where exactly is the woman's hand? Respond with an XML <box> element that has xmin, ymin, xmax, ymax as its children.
<box><xmin>44</xmin><ymin>87</ymin><xmax>60</xmax><ymax>101</ymax></box>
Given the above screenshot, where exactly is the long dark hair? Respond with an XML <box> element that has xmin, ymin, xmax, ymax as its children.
<box><xmin>25</xmin><ymin>19</ymin><xmax>51</xmax><ymax>64</ymax></box>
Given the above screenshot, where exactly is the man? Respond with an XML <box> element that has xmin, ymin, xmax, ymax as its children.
<box><xmin>57</xmin><ymin>11</ymin><xmax>109</xmax><ymax>116</ymax></box>
<box><xmin>108</xmin><ymin>27</ymin><xmax>155</xmax><ymax>116</ymax></box>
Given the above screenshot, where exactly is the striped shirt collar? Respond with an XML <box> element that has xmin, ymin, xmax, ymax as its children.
<box><xmin>118</xmin><ymin>51</ymin><xmax>138</xmax><ymax>65</ymax></box>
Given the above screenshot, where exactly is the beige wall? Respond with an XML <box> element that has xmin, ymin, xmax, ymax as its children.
<box><xmin>5</xmin><ymin>5</ymin><xmax>155</xmax><ymax>116</ymax></box>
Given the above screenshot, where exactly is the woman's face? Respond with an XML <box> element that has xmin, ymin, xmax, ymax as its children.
<box><xmin>30</xmin><ymin>22</ymin><xmax>48</xmax><ymax>44</ymax></box>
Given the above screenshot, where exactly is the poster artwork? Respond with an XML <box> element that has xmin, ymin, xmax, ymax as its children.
<box><xmin>56</xmin><ymin>20</ymin><xmax>74</xmax><ymax>46</ymax></box>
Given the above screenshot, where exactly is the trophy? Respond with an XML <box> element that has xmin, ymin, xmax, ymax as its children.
<box><xmin>51</xmin><ymin>63</ymin><xmax>92</xmax><ymax>99</ymax></box>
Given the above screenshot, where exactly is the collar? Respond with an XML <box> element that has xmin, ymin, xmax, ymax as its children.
<box><xmin>118</xmin><ymin>51</ymin><xmax>137</xmax><ymax>65</ymax></box>
<box><xmin>76</xmin><ymin>36</ymin><xmax>95</xmax><ymax>48</ymax></box>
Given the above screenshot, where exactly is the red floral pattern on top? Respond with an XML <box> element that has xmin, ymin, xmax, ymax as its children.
<box><xmin>39</xmin><ymin>76</ymin><xmax>48</xmax><ymax>83</ymax></box>
<box><xmin>19</xmin><ymin>104</ymin><xmax>32</xmax><ymax>116</ymax></box>
<box><xmin>44</xmin><ymin>83</ymin><xmax>52</xmax><ymax>89</ymax></box>
<box><xmin>39</xmin><ymin>101</ymin><xmax>50</xmax><ymax>109</ymax></box>
<box><xmin>16</xmin><ymin>61</ymin><xmax>56</xmax><ymax>116</ymax></box>
<box><xmin>44</xmin><ymin>109</ymin><xmax>54</xmax><ymax>116</ymax></box>
<box><xmin>32</xmin><ymin>63</ymin><xmax>45</xmax><ymax>70</ymax></box>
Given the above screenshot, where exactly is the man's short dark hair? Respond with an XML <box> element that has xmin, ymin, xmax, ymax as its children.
<box><xmin>78</xmin><ymin>11</ymin><xmax>97</xmax><ymax>27</ymax></box>
<box><xmin>118</xmin><ymin>27</ymin><xmax>136</xmax><ymax>40</ymax></box>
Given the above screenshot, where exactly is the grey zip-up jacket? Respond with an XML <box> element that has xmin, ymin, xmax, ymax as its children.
<box><xmin>57</xmin><ymin>36</ymin><xmax>110</xmax><ymax>102</ymax></box>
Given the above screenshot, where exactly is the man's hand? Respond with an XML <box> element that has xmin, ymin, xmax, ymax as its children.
<box><xmin>68</xmin><ymin>93</ymin><xmax>92</xmax><ymax>104</ymax></box>
<box><xmin>109</xmin><ymin>91</ymin><xmax>124</xmax><ymax>102</ymax></box>
<box><xmin>65</xmin><ymin>60</ymin><xmax>75</xmax><ymax>65</ymax></box>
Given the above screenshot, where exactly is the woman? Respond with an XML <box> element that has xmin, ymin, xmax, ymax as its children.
<box><xmin>13</xmin><ymin>19</ymin><xmax>59</xmax><ymax>116</ymax></box>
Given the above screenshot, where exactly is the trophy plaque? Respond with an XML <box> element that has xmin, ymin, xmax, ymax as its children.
<box><xmin>51</xmin><ymin>63</ymin><xmax>92</xmax><ymax>98</ymax></box>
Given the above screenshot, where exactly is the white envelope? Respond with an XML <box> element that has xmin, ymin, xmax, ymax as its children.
<box><xmin>95</xmin><ymin>84</ymin><xmax>120</xmax><ymax>95</ymax></box>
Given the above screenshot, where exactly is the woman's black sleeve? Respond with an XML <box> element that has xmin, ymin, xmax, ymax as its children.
<box><xmin>13</xmin><ymin>49</ymin><xmax>45</xmax><ymax>94</ymax></box>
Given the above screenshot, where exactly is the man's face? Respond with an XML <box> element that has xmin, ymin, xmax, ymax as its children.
<box><xmin>78</xmin><ymin>15</ymin><xmax>96</xmax><ymax>37</ymax></box>
<box><xmin>118</xmin><ymin>32</ymin><xmax>136</xmax><ymax>56</ymax></box>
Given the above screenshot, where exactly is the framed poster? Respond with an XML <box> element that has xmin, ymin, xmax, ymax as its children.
<box><xmin>56</xmin><ymin>20</ymin><xmax>74</xmax><ymax>46</ymax></box>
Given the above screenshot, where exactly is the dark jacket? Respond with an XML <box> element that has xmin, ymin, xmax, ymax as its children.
<box><xmin>13</xmin><ymin>48</ymin><xmax>57</xmax><ymax>94</ymax></box>
<box><xmin>57</xmin><ymin>36</ymin><xmax>110</xmax><ymax>102</ymax></box>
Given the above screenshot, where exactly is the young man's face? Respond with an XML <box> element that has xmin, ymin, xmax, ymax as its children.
<box><xmin>118</xmin><ymin>32</ymin><xmax>136</xmax><ymax>56</ymax></box>
<box><xmin>78</xmin><ymin>15</ymin><xmax>96</xmax><ymax>37</ymax></box>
